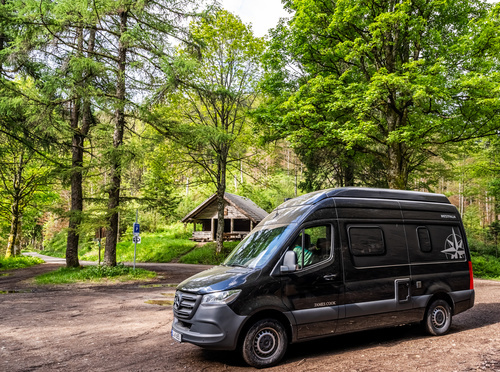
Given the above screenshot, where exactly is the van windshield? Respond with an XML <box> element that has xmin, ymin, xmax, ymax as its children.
<box><xmin>223</xmin><ymin>225</ymin><xmax>292</xmax><ymax>269</ymax></box>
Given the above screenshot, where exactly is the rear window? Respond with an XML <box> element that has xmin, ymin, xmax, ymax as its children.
<box><xmin>417</xmin><ymin>227</ymin><xmax>432</xmax><ymax>252</ymax></box>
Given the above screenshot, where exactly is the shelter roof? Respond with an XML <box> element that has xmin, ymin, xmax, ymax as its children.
<box><xmin>181</xmin><ymin>193</ymin><xmax>268</xmax><ymax>224</ymax></box>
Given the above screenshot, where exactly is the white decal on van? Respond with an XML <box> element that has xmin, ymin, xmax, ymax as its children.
<box><xmin>441</xmin><ymin>228</ymin><xmax>465</xmax><ymax>259</ymax></box>
<box><xmin>314</xmin><ymin>301</ymin><xmax>336</xmax><ymax>307</ymax></box>
<box><xmin>441</xmin><ymin>214</ymin><xmax>457</xmax><ymax>219</ymax></box>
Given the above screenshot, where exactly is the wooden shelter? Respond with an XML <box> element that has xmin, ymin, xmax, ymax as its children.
<box><xmin>181</xmin><ymin>193</ymin><xmax>269</xmax><ymax>242</ymax></box>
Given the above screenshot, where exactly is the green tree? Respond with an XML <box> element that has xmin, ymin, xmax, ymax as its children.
<box><xmin>1</xmin><ymin>0</ymin><xmax>94</xmax><ymax>265</ymax></box>
<box><xmin>155</xmin><ymin>10</ymin><xmax>264</xmax><ymax>253</ymax></box>
<box><xmin>261</xmin><ymin>0</ymin><xmax>500</xmax><ymax>189</ymax></box>
<box><xmin>12</xmin><ymin>0</ymin><xmax>205</xmax><ymax>266</ymax></box>
<box><xmin>0</xmin><ymin>131</ymin><xmax>54</xmax><ymax>257</ymax></box>
<box><xmin>99</xmin><ymin>0</ymin><xmax>204</xmax><ymax>266</ymax></box>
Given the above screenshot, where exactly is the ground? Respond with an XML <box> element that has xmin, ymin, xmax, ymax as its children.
<box><xmin>1</xmin><ymin>261</ymin><xmax>499</xmax><ymax>372</ymax></box>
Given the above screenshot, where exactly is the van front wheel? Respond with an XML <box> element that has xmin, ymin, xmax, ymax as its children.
<box><xmin>242</xmin><ymin>318</ymin><xmax>288</xmax><ymax>368</ymax></box>
<box><xmin>424</xmin><ymin>299</ymin><xmax>452</xmax><ymax>336</ymax></box>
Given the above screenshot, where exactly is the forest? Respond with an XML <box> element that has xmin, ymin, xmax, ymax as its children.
<box><xmin>1</xmin><ymin>0</ymin><xmax>500</xmax><ymax>271</ymax></box>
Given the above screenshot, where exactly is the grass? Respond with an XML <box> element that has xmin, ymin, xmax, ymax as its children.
<box><xmin>179</xmin><ymin>241</ymin><xmax>238</xmax><ymax>265</ymax></box>
<box><xmin>116</xmin><ymin>236</ymin><xmax>196</xmax><ymax>262</ymax></box>
<box><xmin>40</xmin><ymin>223</ymin><xmax>240</xmax><ymax>265</ymax></box>
<box><xmin>34</xmin><ymin>264</ymin><xmax>157</xmax><ymax>285</ymax></box>
<box><xmin>77</xmin><ymin>235</ymin><xmax>197</xmax><ymax>263</ymax></box>
<box><xmin>44</xmin><ymin>223</ymin><xmax>198</xmax><ymax>263</ymax></box>
<box><xmin>0</xmin><ymin>256</ymin><xmax>44</xmax><ymax>270</ymax></box>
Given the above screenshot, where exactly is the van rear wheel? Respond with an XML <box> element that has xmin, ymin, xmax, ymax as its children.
<box><xmin>424</xmin><ymin>299</ymin><xmax>452</xmax><ymax>336</ymax></box>
<box><xmin>242</xmin><ymin>318</ymin><xmax>288</xmax><ymax>368</ymax></box>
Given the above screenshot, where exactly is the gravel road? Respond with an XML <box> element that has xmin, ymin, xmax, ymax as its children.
<box><xmin>0</xmin><ymin>262</ymin><xmax>499</xmax><ymax>371</ymax></box>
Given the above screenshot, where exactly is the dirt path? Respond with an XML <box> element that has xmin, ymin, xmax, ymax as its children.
<box><xmin>1</xmin><ymin>262</ymin><xmax>499</xmax><ymax>371</ymax></box>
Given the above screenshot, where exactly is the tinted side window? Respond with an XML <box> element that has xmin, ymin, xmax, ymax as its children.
<box><xmin>349</xmin><ymin>227</ymin><xmax>385</xmax><ymax>256</ymax></box>
<box><xmin>417</xmin><ymin>227</ymin><xmax>432</xmax><ymax>252</ymax></box>
<box><xmin>346</xmin><ymin>224</ymin><xmax>408</xmax><ymax>267</ymax></box>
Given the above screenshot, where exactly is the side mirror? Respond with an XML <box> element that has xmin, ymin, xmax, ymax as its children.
<box><xmin>280</xmin><ymin>250</ymin><xmax>297</xmax><ymax>273</ymax></box>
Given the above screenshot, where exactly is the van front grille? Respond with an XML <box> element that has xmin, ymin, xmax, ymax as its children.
<box><xmin>173</xmin><ymin>291</ymin><xmax>201</xmax><ymax>320</ymax></box>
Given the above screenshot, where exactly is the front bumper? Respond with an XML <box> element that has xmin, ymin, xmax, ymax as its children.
<box><xmin>171</xmin><ymin>302</ymin><xmax>247</xmax><ymax>350</ymax></box>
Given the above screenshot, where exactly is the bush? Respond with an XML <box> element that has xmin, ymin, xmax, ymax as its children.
<box><xmin>471</xmin><ymin>252</ymin><xmax>500</xmax><ymax>280</ymax></box>
<box><xmin>467</xmin><ymin>236</ymin><xmax>499</xmax><ymax>256</ymax></box>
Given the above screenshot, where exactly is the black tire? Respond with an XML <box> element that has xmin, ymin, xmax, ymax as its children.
<box><xmin>424</xmin><ymin>299</ymin><xmax>452</xmax><ymax>336</ymax></box>
<box><xmin>241</xmin><ymin>318</ymin><xmax>288</xmax><ymax>368</ymax></box>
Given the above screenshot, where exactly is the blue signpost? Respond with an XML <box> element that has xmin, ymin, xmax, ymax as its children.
<box><xmin>133</xmin><ymin>210</ymin><xmax>140</xmax><ymax>269</ymax></box>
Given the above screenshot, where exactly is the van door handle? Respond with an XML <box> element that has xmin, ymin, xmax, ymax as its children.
<box><xmin>323</xmin><ymin>274</ymin><xmax>338</xmax><ymax>281</ymax></box>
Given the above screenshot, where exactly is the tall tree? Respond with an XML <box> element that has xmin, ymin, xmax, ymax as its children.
<box><xmin>18</xmin><ymin>0</ymin><xmax>204</xmax><ymax>266</ymax></box>
<box><xmin>98</xmin><ymin>0</ymin><xmax>203</xmax><ymax>266</ymax></box>
<box><xmin>155</xmin><ymin>10</ymin><xmax>263</xmax><ymax>253</ymax></box>
<box><xmin>0</xmin><ymin>130</ymin><xmax>53</xmax><ymax>257</ymax></box>
<box><xmin>262</xmin><ymin>0</ymin><xmax>500</xmax><ymax>189</ymax></box>
<box><xmin>12</xmin><ymin>0</ymin><xmax>105</xmax><ymax>267</ymax></box>
<box><xmin>0</xmin><ymin>1</ymin><xmax>63</xmax><ymax>256</ymax></box>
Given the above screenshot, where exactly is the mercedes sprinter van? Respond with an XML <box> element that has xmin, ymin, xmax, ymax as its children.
<box><xmin>171</xmin><ymin>188</ymin><xmax>475</xmax><ymax>368</ymax></box>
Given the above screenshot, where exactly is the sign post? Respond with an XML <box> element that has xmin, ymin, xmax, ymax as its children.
<box><xmin>133</xmin><ymin>210</ymin><xmax>140</xmax><ymax>270</ymax></box>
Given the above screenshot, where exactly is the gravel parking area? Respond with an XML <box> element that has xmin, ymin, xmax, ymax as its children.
<box><xmin>1</xmin><ymin>263</ymin><xmax>499</xmax><ymax>371</ymax></box>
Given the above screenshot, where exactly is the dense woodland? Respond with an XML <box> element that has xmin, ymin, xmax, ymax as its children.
<box><xmin>1</xmin><ymin>0</ymin><xmax>500</xmax><ymax>265</ymax></box>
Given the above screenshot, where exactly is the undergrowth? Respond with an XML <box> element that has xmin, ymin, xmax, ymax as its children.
<box><xmin>0</xmin><ymin>256</ymin><xmax>44</xmax><ymax>270</ymax></box>
<box><xmin>471</xmin><ymin>252</ymin><xmax>500</xmax><ymax>280</ymax></box>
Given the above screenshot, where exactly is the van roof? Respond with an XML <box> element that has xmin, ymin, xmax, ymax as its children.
<box><xmin>279</xmin><ymin>187</ymin><xmax>451</xmax><ymax>208</ymax></box>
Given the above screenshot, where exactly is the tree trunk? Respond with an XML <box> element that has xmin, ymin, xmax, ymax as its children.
<box><xmin>66</xmin><ymin>65</ymin><xmax>82</xmax><ymax>266</ymax></box>
<box><xmin>105</xmin><ymin>10</ymin><xmax>127</xmax><ymax>266</ymax></box>
<box><xmin>386</xmin><ymin>142</ymin><xmax>409</xmax><ymax>190</ymax></box>
<box><xmin>385</xmin><ymin>106</ymin><xmax>409</xmax><ymax>190</ymax></box>
<box><xmin>14</xmin><ymin>216</ymin><xmax>22</xmax><ymax>255</ymax></box>
<box><xmin>66</xmin><ymin>127</ymin><xmax>84</xmax><ymax>267</ymax></box>
<box><xmin>65</xmin><ymin>26</ymin><xmax>95</xmax><ymax>268</ymax></box>
<box><xmin>5</xmin><ymin>200</ymin><xmax>20</xmax><ymax>258</ymax></box>
<box><xmin>0</xmin><ymin>0</ymin><xmax>5</xmax><ymax>77</ymax></box>
<box><xmin>215</xmin><ymin>148</ymin><xmax>228</xmax><ymax>254</ymax></box>
<box><xmin>343</xmin><ymin>155</ymin><xmax>355</xmax><ymax>187</ymax></box>
<box><xmin>5</xmin><ymin>152</ymin><xmax>23</xmax><ymax>258</ymax></box>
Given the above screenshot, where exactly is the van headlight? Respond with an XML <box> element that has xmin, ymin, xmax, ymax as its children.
<box><xmin>201</xmin><ymin>290</ymin><xmax>241</xmax><ymax>306</ymax></box>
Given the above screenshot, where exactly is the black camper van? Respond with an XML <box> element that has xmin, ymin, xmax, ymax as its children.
<box><xmin>171</xmin><ymin>188</ymin><xmax>475</xmax><ymax>368</ymax></box>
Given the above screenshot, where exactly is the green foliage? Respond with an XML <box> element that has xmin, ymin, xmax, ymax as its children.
<box><xmin>41</xmin><ymin>230</ymin><xmax>67</xmax><ymax>258</ymax></box>
<box><xmin>471</xmin><ymin>252</ymin><xmax>500</xmax><ymax>280</ymax></box>
<box><xmin>179</xmin><ymin>241</ymin><xmax>238</xmax><ymax>265</ymax></box>
<box><xmin>467</xmin><ymin>235</ymin><xmax>500</xmax><ymax>257</ymax></box>
<box><xmin>154</xmin><ymin>9</ymin><xmax>265</xmax><ymax>253</ymax></box>
<box><xmin>261</xmin><ymin>0</ymin><xmax>500</xmax><ymax>189</ymax></box>
<box><xmin>240</xmin><ymin>172</ymin><xmax>301</xmax><ymax>212</ymax></box>
<box><xmin>34</xmin><ymin>264</ymin><xmax>156</xmax><ymax>285</ymax></box>
<box><xmin>0</xmin><ymin>256</ymin><xmax>44</xmax><ymax>270</ymax></box>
